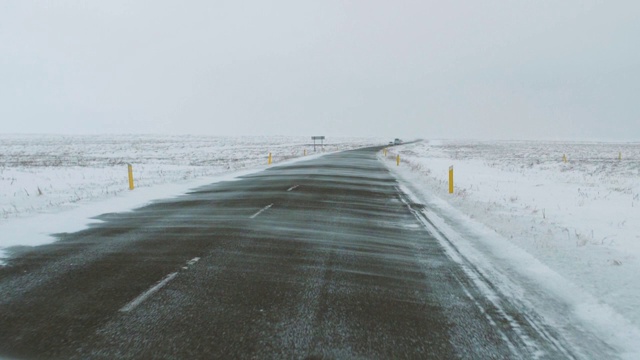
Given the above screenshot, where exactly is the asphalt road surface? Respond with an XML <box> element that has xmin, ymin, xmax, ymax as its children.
<box><xmin>0</xmin><ymin>147</ymin><xmax>591</xmax><ymax>359</ymax></box>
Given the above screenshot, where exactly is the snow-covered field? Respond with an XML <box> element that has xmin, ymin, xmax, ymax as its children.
<box><xmin>0</xmin><ymin>134</ymin><xmax>382</xmax><ymax>261</ymax></box>
<box><xmin>3</xmin><ymin>135</ymin><xmax>640</xmax><ymax>356</ymax></box>
<box><xmin>385</xmin><ymin>140</ymin><xmax>640</xmax><ymax>357</ymax></box>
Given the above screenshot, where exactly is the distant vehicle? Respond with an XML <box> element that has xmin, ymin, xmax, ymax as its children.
<box><xmin>394</xmin><ymin>138</ymin><xmax>402</xmax><ymax>145</ymax></box>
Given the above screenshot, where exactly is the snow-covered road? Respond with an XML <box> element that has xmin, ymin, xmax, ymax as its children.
<box><xmin>0</xmin><ymin>146</ymin><xmax>617</xmax><ymax>358</ymax></box>
<box><xmin>0</xmin><ymin>135</ymin><xmax>381</xmax><ymax>261</ymax></box>
<box><xmin>1</xmin><ymin>136</ymin><xmax>639</xmax><ymax>358</ymax></box>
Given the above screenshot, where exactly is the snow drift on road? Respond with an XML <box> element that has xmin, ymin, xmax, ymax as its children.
<box><xmin>0</xmin><ymin>134</ymin><xmax>383</xmax><ymax>262</ymax></box>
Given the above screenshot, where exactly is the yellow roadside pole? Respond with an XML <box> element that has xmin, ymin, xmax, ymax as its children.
<box><xmin>619</xmin><ymin>152</ymin><xmax>622</xmax><ymax>161</ymax></box>
<box><xmin>449</xmin><ymin>166</ymin><xmax>454</xmax><ymax>194</ymax></box>
<box><xmin>562</xmin><ymin>154</ymin><xmax>567</xmax><ymax>163</ymax></box>
<box><xmin>384</xmin><ymin>148</ymin><xmax>387</xmax><ymax>157</ymax></box>
<box><xmin>128</xmin><ymin>164</ymin><xmax>135</xmax><ymax>190</ymax></box>
<box><xmin>268</xmin><ymin>153</ymin><xmax>272</xmax><ymax>165</ymax></box>
<box><xmin>304</xmin><ymin>149</ymin><xmax>307</xmax><ymax>156</ymax></box>
<box><xmin>396</xmin><ymin>155</ymin><xmax>400</xmax><ymax>166</ymax></box>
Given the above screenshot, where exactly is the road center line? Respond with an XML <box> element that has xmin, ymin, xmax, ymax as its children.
<box><xmin>119</xmin><ymin>272</ymin><xmax>178</xmax><ymax>312</ymax></box>
<box><xmin>183</xmin><ymin>257</ymin><xmax>200</xmax><ymax>269</ymax></box>
<box><xmin>120</xmin><ymin>257</ymin><xmax>201</xmax><ymax>313</ymax></box>
<box><xmin>287</xmin><ymin>185</ymin><xmax>300</xmax><ymax>192</ymax></box>
<box><xmin>250</xmin><ymin>204</ymin><xmax>273</xmax><ymax>219</ymax></box>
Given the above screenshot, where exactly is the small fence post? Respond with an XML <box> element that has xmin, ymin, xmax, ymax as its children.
<box><xmin>449</xmin><ymin>166</ymin><xmax>454</xmax><ymax>194</ymax></box>
<box><xmin>396</xmin><ymin>155</ymin><xmax>400</xmax><ymax>166</ymax></box>
<box><xmin>128</xmin><ymin>164</ymin><xmax>135</xmax><ymax>190</ymax></box>
<box><xmin>268</xmin><ymin>153</ymin><xmax>272</xmax><ymax>165</ymax></box>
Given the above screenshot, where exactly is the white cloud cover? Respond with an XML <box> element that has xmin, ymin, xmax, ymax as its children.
<box><xmin>1</xmin><ymin>1</ymin><xmax>639</xmax><ymax>140</ymax></box>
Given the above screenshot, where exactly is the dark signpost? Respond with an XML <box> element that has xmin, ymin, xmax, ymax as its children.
<box><xmin>311</xmin><ymin>136</ymin><xmax>325</xmax><ymax>152</ymax></box>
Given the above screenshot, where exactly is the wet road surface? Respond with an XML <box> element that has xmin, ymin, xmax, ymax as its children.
<box><xmin>1</xmin><ymin>147</ymin><xmax>581</xmax><ymax>359</ymax></box>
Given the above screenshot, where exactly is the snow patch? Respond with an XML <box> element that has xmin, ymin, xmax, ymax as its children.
<box><xmin>384</xmin><ymin>140</ymin><xmax>640</xmax><ymax>358</ymax></box>
<box><xmin>0</xmin><ymin>134</ymin><xmax>383</xmax><ymax>264</ymax></box>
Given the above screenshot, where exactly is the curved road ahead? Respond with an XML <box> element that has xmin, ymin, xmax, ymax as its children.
<box><xmin>1</xmin><ymin>147</ymin><xmax>589</xmax><ymax>358</ymax></box>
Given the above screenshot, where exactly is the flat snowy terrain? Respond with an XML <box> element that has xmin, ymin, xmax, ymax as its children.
<box><xmin>0</xmin><ymin>134</ymin><xmax>382</xmax><ymax>260</ymax></box>
<box><xmin>385</xmin><ymin>140</ymin><xmax>640</xmax><ymax>357</ymax></box>
<box><xmin>2</xmin><ymin>135</ymin><xmax>639</xmax><ymax>357</ymax></box>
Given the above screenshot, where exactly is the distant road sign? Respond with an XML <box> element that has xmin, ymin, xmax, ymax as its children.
<box><xmin>311</xmin><ymin>136</ymin><xmax>325</xmax><ymax>151</ymax></box>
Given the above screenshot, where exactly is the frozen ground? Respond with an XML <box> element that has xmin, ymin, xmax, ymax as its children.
<box><xmin>384</xmin><ymin>140</ymin><xmax>640</xmax><ymax>358</ymax></box>
<box><xmin>3</xmin><ymin>135</ymin><xmax>640</xmax><ymax>356</ymax></box>
<box><xmin>0</xmin><ymin>134</ymin><xmax>382</xmax><ymax>261</ymax></box>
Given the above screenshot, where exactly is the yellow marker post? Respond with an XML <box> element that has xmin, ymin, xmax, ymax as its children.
<box><xmin>304</xmin><ymin>149</ymin><xmax>307</xmax><ymax>156</ymax></box>
<box><xmin>562</xmin><ymin>154</ymin><xmax>567</xmax><ymax>163</ymax></box>
<box><xmin>396</xmin><ymin>155</ymin><xmax>400</xmax><ymax>166</ymax></box>
<box><xmin>384</xmin><ymin>148</ymin><xmax>387</xmax><ymax>157</ymax></box>
<box><xmin>268</xmin><ymin>153</ymin><xmax>272</xmax><ymax>165</ymax></box>
<box><xmin>619</xmin><ymin>152</ymin><xmax>622</xmax><ymax>161</ymax></box>
<box><xmin>128</xmin><ymin>164</ymin><xmax>134</xmax><ymax>190</ymax></box>
<box><xmin>449</xmin><ymin>166</ymin><xmax>454</xmax><ymax>194</ymax></box>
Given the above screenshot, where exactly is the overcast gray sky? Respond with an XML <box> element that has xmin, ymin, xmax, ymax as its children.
<box><xmin>1</xmin><ymin>1</ymin><xmax>639</xmax><ymax>140</ymax></box>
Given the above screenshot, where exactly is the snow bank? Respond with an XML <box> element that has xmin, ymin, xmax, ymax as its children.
<box><xmin>384</xmin><ymin>139</ymin><xmax>640</xmax><ymax>357</ymax></box>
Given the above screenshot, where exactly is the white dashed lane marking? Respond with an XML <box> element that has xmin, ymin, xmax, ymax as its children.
<box><xmin>183</xmin><ymin>257</ymin><xmax>200</xmax><ymax>270</ymax></box>
<box><xmin>119</xmin><ymin>272</ymin><xmax>178</xmax><ymax>313</ymax></box>
<box><xmin>119</xmin><ymin>257</ymin><xmax>201</xmax><ymax>313</ymax></box>
<box><xmin>250</xmin><ymin>204</ymin><xmax>274</xmax><ymax>219</ymax></box>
